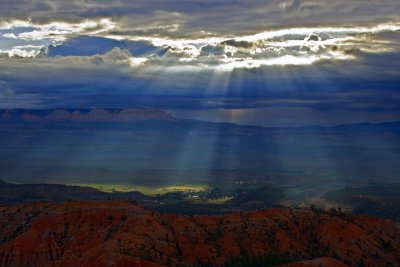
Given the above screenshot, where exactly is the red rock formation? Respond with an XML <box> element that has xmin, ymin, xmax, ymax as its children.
<box><xmin>1</xmin><ymin>108</ymin><xmax>174</xmax><ymax>123</ymax></box>
<box><xmin>280</xmin><ymin>257</ymin><xmax>348</xmax><ymax>267</ymax></box>
<box><xmin>43</xmin><ymin>108</ymin><xmax>174</xmax><ymax>122</ymax></box>
<box><xmin>1</xmin><ymin>110</ymin><xmax>12</xmax><ymax>120</ymax></box>
<box><xmin>22</xmin><ymin>113</ymin><xmax>42</xmax><ymax>122</ymax></box>
<box><xmin>0</xmin><ymin>200</ymin><xmax>399</xmax><ymax>267</ymax></box>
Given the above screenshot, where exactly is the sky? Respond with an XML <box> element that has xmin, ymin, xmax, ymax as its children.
<box><xmin>0</xmin><ymin>0</ymin><xmax>400</xmax><ymax>126</ymax></box>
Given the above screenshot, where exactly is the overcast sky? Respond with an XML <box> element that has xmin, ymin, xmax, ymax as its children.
<box><xmin>0</xmin><ymin>0</ymin><xmax>399</xmax><ymax>126</ymax></box>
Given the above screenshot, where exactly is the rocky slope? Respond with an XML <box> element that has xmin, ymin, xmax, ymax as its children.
<box><xmin>0</xmin><ymin>200</ymin><xmax>399</xmax><ymax>267</ymax></box>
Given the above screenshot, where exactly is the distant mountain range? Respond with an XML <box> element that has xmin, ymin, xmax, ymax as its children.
<box><xmin>1</xmin><ymin>108</ymin><xmax>400</xmax><ymax>131</ymax></box>
<box><xmin>0</xmin><ymin>200</ymin><xmax>399</xmax><ymax>267</ymax></box>
<box><xmin>0</xmin><ymin>108</ymin><xmax>399</xmax><ymax>186</ymax></box>
<box><xmin>0</xmin><ymin>108</ymin><xmax>173</xmax><ymax>123</ymax></box>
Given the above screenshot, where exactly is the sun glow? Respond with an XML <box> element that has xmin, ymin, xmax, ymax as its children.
<box><xmin>129</xmin><ymin>57</ymin><xmax>148</xmax><ymax>66</ymax></box>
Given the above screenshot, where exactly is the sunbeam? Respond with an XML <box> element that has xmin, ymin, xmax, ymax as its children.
<box><xmin>0</xmin><ymin>2</ymin><xmax>400</xmax><ymax>265</ymax></box>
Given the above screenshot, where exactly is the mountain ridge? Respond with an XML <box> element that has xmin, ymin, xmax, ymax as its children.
<box><xmin>0</xmin><ymin>108</ymin><xmax>174</xmax><ymax>123</ymax></box>
<box><xmin>1</xmin><ymin>108</ymin><xmax>400</xmax><ymax>130</ymax></box>
<box><xmin>0</xmin><ymin>180</ymin><xmax>150</xmax><ymax>205</ymax></box>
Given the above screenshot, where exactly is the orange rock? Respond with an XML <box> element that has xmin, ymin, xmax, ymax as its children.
<box><xmin>0</xmin><ymin>200</ymin><xmax>399</xmax><ymax>267</ymax></box>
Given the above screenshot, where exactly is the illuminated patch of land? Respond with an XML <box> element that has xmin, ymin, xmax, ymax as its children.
<box><xmin>279</xmin><ymin>183</ymin><xmax>353</xmax><ymax>212</ymax></box>
<box><xmin>73</xmin><ymin>183</ymin><xmax>209</xmax><ymax>196</ymax></box>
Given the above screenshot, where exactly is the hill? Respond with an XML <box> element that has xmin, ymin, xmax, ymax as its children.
<box><xmin>0</xmin><ymin>180</ymin><xmax>149</xmax><ymax>204</ymax></box>
<box><xmin>0</xmin><ymin>200</ymin><xmax>399</xmax><ymax>267</ymax></box>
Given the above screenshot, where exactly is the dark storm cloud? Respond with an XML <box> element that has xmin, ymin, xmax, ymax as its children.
<box><xmin>0</xmin><ymin>0</ymin><xmax>399</xmax><ymax>37</ymax></box>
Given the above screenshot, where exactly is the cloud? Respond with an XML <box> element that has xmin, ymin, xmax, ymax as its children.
<box><xmin>2</xmin><ymin>19</ymin><xmax>399</xmax><ymax>72</ymax></box>
<box><xmin>0</xmin><ymin>1</ymin><xmax>399</xmax><ymax>37</ymax></box>
<box><xmin>46</xmin><ymin>36</ymin><xmax>160</xmax><ymax>57</ymax></box>
<box><xmin>0</xmin><ymin>18</ymin><xmax>116</xmax><ymax>57</ymax></box>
